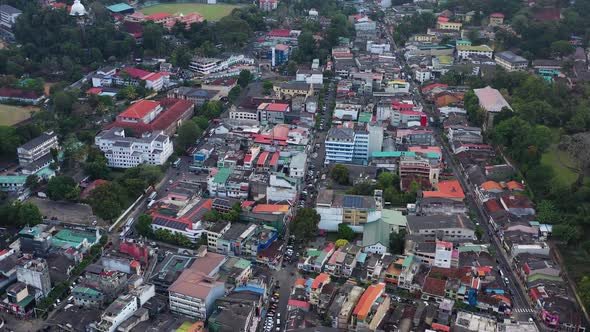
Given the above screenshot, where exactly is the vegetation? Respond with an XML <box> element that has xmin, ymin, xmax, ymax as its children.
<box><xmin>337</xmin><ymin>224</ymin><xmax>355</xmax><ymax>241</ymax></box>
<box><xmin>330</xmin><ymin>164</ymin><xmax>350</xmax><ymax>185</ymax></box>
<box><xmin>140</xmin><ymin>3</ymin><xmax>241</xmax><ymax>21</ymax></box>
<box><xmin>46</xmin><ymin>175</ymin><xmax>80</xmax><ymax>201</ymax></box>
<box><xmin>0</xmin><ymin>201</ymin><xmax>42</xmax><ymax>227</ymax></box>
<box><xmin>347</xmin><ymin>172</ymin><xmax>420</xmax><ymax>207</ymax></box>
<box><xmin>389</xmin><ymin>229</ymin><xmax>406</xmax><ymax>255</ymax></box>
<box><xmin>290</xmin><ymin>208</ymin><xmax>321</xmax><ymax>243</ymax></box>
<box><xmin>135</xmin><ymin>213</ymin><xmax>193</xmax><ymax>248</ymax></box>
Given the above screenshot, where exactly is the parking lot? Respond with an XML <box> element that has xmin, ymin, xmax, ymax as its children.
<box><xmin>28</xmin><ymin>197</ymin><xmax>105</xmax><ymax>227</ymax></box>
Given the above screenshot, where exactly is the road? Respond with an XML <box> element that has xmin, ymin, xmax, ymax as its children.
<box><xmin>380</xmin><ymin>20</ymin><xmax>539</xmax><ymax>325</ymax></box>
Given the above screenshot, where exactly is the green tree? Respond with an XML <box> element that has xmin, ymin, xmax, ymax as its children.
<box><xmin>176</xmin><ymin>121</ymin><xmax>202</xmax><ymax>153</ymax></box>
<box><xmin>52</xmin><ymin>91</ymin><xmax>75</xmax><ymax>114</ymax></box>
<box><xmin>237</xmin><ymin>69</ymin><xmax>252</xmax><ymax>88</ymax></box>
<box><xmin>47</xmin><ymin>175</ymin><xmax>79</xmax><ymax>201</ymax></box>
<box><xmin>337</xmin><ymin>223</ymin><xmax>355</xmax><ymax>241</ymax></box>
<box><xmin>552</xmin><ymin>223</ymin><xmax>580</xmax><ymax>244</ymax></box>
<box><xmin>389</xmin><ymin>229</ymin><xmax>406</xmax><ymax>255</ymax></box>
<box><xmin>289</xmin><ymin>208</ymin><xmax>320</xmax><ymax>242</ymax></box>
<box><xmin>330</xmin><ymin>164</ymin><xmax>350</xmax><ymax>185</ymax></box>
<box><xmin>0</xmin><ymin>126</ymin><xmax>21</xmax><ymax>157</ymax></box>
<box><xmin>25</xmin><ymin>174</ymin><xmax>40</xmax><ymax>190</ymax></box>
<box><xmin>193</xmin><ymin>116</ymin><xmax>209</xmax><ymax>130</ymax></box>
<box><xmin>84</xmin><ymin>160</ymin><xmax>110</xmax><ymax>180</ymax></box>
<box><xmin>263</xmin><ymin>80</ymin><xmax>273</xmax><ymax>95</ymax></box>
<box><xmin>537</xmin><ymin>200</ymin><xmax>560</xmax><ymax>223</ymax></box>
<box><xmin>550</xmin><ymin>40</ymin><xmax>575</xmax><ymax>58</ymax></box>
<box><xmin>228</xmin><ymin>86</ymin><xmax>241</xmax><ymax>102</ymax></box>
<box><xmin>335</xmin><ymin>239</ymin><xmax>349</xmax><ymax>248</ymax></box>
<box><xmin>88</xmin><ymin>182</ymin><xmax>128</xmax><ymax>221</ymax></box>
<box><xmin>135</xmin><ymin>214</ymin><xmax>153</xmax><ymax>237</ymax></box>
<box><xmin>18</xmin><ymin>202</ymin><xmax>42</xmax><ymax>226</ymax></box>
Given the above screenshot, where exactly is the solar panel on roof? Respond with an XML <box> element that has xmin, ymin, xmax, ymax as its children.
<box><xmin>343</xmin><ymin>195</ymin><xmax>363</xmax><ymax>208</ymax></box>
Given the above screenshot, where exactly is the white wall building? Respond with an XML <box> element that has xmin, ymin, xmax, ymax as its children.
<box><xmin>414</xmin><ymin>68</ymin><xmax>432</xmax><ymax>83</ymax></box>
<box><xmin>267</xmin><ymin>174</ymin><xmax>298</xmax><ymax>202</ymax></box>
<box><xmin>189</xmin><ymin>55</ymin><xmax>255</xmax><ymax>75</ymax></box>
<box><xmin>289</xmin><ymin>152</ymin><xmax>307</xmax><ymax>178</ymax></box>
<box><xmin>17</xmin><ymin>131</ymin><xmax>59</xmax><ymax>166</ymax></box>
<box><xmin>334</xmin><ymin>104</ymin><xmax>361</xmax><ymax>120</ymax></box>
<box><xmin>296</xmin><ymin>69</ymin><xmax>324</xmax><ymax>85</ymax></box>
<box><xmin>456</xmin><ymin>44</ymin><xmax>494</xmax><ymax>60</ymax></box>
<box><xmin>433</xmin><ymin>241</ymin><xmax>453</xmax><ymax>268</ymax></box>
<box><xmin>95</xmin><ymin>127</ymin><xmax>173</xmax><ymax>168</ymax></box>
<box><xmin>0</xmin><ymin>4</ymin><xmax>22</xmax><ymax>30</ymax></box>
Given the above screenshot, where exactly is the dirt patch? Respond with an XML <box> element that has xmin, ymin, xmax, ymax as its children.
<box><xmin>28</xmin><ymin>197</ymin><xmax>107</xmax><ymax>227</ymax></box>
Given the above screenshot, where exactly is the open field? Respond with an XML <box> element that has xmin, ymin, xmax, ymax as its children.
<box><xmin>141</xmin><ymin>3</ymin><xmax>241</xmax><ymax>21</ymax></box>
<box><xmin>0</xmin><ymin>104</ymin><xmax>39</xmax><ymax>126</ymax></box>
<box><xmin>541</xmin><ymin>144</ymin><xmax>580</xmax><ymax>186</ymax></box>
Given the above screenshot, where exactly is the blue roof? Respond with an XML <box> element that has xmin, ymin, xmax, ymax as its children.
<box><xmin>371</xmin><ymin>151</ymin><xmax>416</xmax><ymax>158</ymax></box>
<box><xmin>234</xmin><ymin>286</ymin><xmax>265</xmax><ymax>294</ymax></box>
<box><xmin>106</xmin><ymin>3</ymin><xmax>134</xmax><ymax>13</ymax></box>
<box><xmin>357</xmin><ymin>252</ymin><xmax>367</xmax><ymax>263</ymax></box>
<box><xmin>343</xmin><ymin>195</ymin><xmax>363</xmax><ymax>208</ymax></box>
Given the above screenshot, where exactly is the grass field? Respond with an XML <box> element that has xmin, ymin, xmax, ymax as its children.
<box><xmin>0</xmin><ymin>104</ymin><xmax>39</xmax><ymax>126</ymax></box>
<box><xmin>541</xmin><ymin>143</ymin><xmax>581</xmax><ymax>186</ymax></box>
<box><xmin>141</xmin><ymin>3</ymin><xmax>241</xmax><ymax>21</ymax></box>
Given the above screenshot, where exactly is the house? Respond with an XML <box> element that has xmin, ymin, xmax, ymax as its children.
<box><xmin>309</xmin><ymin>273</ymin><xmax>330</xmax><ymax>305</ymax></box>
<box><xmin>436</xmin><ymin>17</ymin><xmax>462</xmax><ymax>31</ymax></box>
<box><xmin>296</xmin><ymin>69</ymin><xmax>323</xmax><ymax>85</ymax></box>
<box><xmin>267</xmin><ymin>173</ymin><xmax>298</xmax><ymax>203</ymax></box>
<box><xmin>434</xmin><ymin>91</ymin><xmax>464</xmax><ymax>107</ymax></box>
<box><xmin>398</xmin><ymin>154</ymin><xmax>441</xmax><ymax>189</ymax></box>
<box><xmin>416</xmin><ymin>197</ymin><xmax>467</xmax><ymax>216</ymax></box>
<box><xmin>114</xmin><ymin>68</ymin><xmax>169</xmax><ymax>92</ymax></box>
<box><xmin>167</xmin><ymin>87</ymin><xmax>218</xmax><ymax>107</ymax></box>
<box><xmin>336</xmin><ymin>286</ymin><xmax>364</xmax><ymax>329</ymax></box>
<box><xmin>316</xmin><ymin>190</ymin><xmax>382</xmax><ymax>232</ymax></box>
<box><xmin>422</xmin><ymin>180</ymin><xmax>465</xmax><ymax>201</ymax></box>
<box><xmin>473</xmin><ymin>86</ymin><xmax>512</xmax><ymax>129</ymax></box>
<box><xmin>168</xmin><ymin>249</ymin><xmax>227</xmax><ymax>320</ymax></box>
<box><xmin>500</xmin><ymin>194</ymin><xmax>535</xmax><ymax>217</ymax></box>
<box><xmin>0</xmin><ymin>4</ymin><xmax>22</xmax><ymax>30</ymax></box>
<box><xmin>352</xmin><ymin>283</ymin><xmax>388</xmax><ymax>330</ymax></box>
<box><xmin>495</xmin><ymin>51</ymin><xmax>528</xmax><ymax>72</ymax></box>
<box><xmin>489</xmin><ymin>12</ymin><xmax>504</xmax><ymax>26</ymax></box>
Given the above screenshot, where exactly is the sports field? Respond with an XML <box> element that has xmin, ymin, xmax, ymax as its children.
<box><xmin>0</xmin><ymin>104</ymin><xmax>39</xmax><ymax>126</ymax></box>
<box><xmin>141</xmin><ymin>3</ymin><xmax>240</xmax><ymax>21</ymax></box>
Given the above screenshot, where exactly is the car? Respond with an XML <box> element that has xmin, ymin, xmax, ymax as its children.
<box><xmin>274</xmin><ymin>292</ymin><xmax>280</xmax><ymax>297</ymax></box>
<box><xmin>277</xmin><ymin>313</ymin><xmax>281</xmax><ymax>318</ymax></box>
<box><xmin>276</xmin><ymin>319</ymin><xmax>281</xmax><ymax>325</ymax></box>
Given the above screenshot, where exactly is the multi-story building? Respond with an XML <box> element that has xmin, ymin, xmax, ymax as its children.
<box><xmin>352</xmin><ymin>283</ymin><xmax>388</xmax><ymax>330</ymax></box>
<box><xmin>229</xmin><ymin>106</ymin><xmax>258</xmax><ymax>122</ymax></box>
<box><xmin>0</xmin><ymin>4</ymin><xmax>22</xmax><ymax>30</ymax></box>
<box><xmin>495</xmin><ymin>51</ymin><xmax>528</xmax><ymax>72</ymax></box>
<box><xmin>95</xmin><ymin>127</ymin><xmax>173</xmax><ymax>168</ymax></box>
<box><xmin>17</xmin><ymin>131</ymin><xmax>59</xmax><ymax>166</ymax></box>
<box><xmin>296</xmin><ymin>69</ymin><xmax>324</xmax><ymax>85</ymax></box>
<box><xmin>316</xmin><ymin>190</ymin><xmax>382</xmax><ymax>232</ymax></box>
<box><xmin>189</xmin><ymin>55</ymin><xmax>254</xmax><ymax>75</ymax></box>
<box><xmin>267</xmin><ymin>173</ymin><xmax>298</xmax><ymax>203</ymax></box>
<box><xmin>325</xmin><ymin>124</ymin><xmax>381</xmax><ymax>165</ymax></box>
<box><xmin>289</xmin><ymin>152</ymin><xmax>307</xmax><ymax>178</ymax></box>
<box><xmin>166</xmin><ymin>87</ymin><xmax>217</xmax><ymax>107</ymax></box>
<box><xmin>436</xmin><ymin>20</ymin><xmax>462</xmax><ymax>31</ymax></box>
<box><xmin>259</xmin><ymin>0</ymin><xmax>278</xmax><ymax>11</ymax></box>
<box><xmin>456</xmin><ymin>44</ymin><xmax>494</xmax><ymax>60</ymax></box>
<box><xmin>168</xmin><ymin>250</ymin><xmax>227</xmax><ymax>320</ymax></box>
<box><xmin>406</xmin><ymin>214</ymin><xmax>475</xmax><ymax>242</ymax></box>
<box><xmin>95</xmin><ymin>285</ymin><xmax>155</xmax><ymax>332</ymax></box>
<box><xmin>257</xmin><ymin>103</ymin><xmax>289</xmax><ymax>124</ymax></box>
<box><xmin>112</xmin><ymin>67</ymin><xmax>169</xmax><ymax>92</ymax></box>
<box><xmin>109</xmin><ymin>99</ymin><xmax>194</xmax><ymax>136</ymax></box>
<box><xmin>399</xmin><ymin>155</ymin><xmax>441</xmax><ymax>189</ymax></box>
<box><xmin>489</xmin><ymin>12</ymin><xmax>505</xmax><ymax>26</ymax></box>
<box><xmin>16</xmin><ymin>257</ymin><xmax>51</xmax><ymax>298</ymax></box>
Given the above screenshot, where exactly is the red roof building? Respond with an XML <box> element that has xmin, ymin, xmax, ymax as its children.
<box><xmin>145</xmin><ymin>12</ymin><xmax>173</xmax><ymax>24</ymax></box>
<box><xmin>0</xmin><ymin>88</ymin><xmax>43</xmax><ymax>104</ymax></box>
<box><xmin>422</xmin><ymin>180</ymin><xmax>465</xmax><ymax>201</ymax></box>
<box><xmin>108</xmin><ymin>99</ymin><xmax>194</xmax><ymax>136</ymax></box>
<box><xmin>268</xmin><ymin>29</ymin><xmax>290</xmax><ymax>38</ymax></box>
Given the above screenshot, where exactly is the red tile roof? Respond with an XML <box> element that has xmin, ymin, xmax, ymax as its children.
<box><xmin>311</xmin><ymin>273</ymin><xmax>330</xmax><ymax>289</ymax></box>
<box><xmin>422</xmin><ymin>277</ymin><xmax>446</xmax><ymax>297</ymax></box>
<box><xmin>501</xmin><ymin>194</ymin><xmax>534</xmax><ymax>209</ymax></box>
<box><xmin>484</xmin><ymin>199</ymin><xmax>502</xmax><ymax>213</ymax></box>
<box><xmin>490</xmin><ymin>12</ymin><xmax>505</xmax><ymax>18</ymax></box>
<box><xmin>265</xmin><ymin>103</ymin><xmax>289</xmax><ymax>112</ymax></box>
<box><xmin>506</xmin><ymin>180</ymin><xmax>525</xmax><ymax>191</ymax></box>
<box><xmin>353</xmin><ymin>283</ymin><xmax>385</xmax><ymax>320</ymax></box>
<box><xmin>422</xmin><ymin>180</ymin><xmax>465</xmax><ymax>200</ymax></box>
<box><xmin>481</xmin><ymin>181</ymin><xmax>502</xmax><ymax>192</ymax></box>
<box><xmin>421</xmin><ymin>83</ymin><xmax>448</xmax><ymax>93</ymax></box>
<box><xmin>86</xmin><ymin>87</ymin><xmax>102</xmax><ymax>95</ymax></box>
<box><xmin>146</xmin><ymin>12</ymin><xmax>172</xmax><ymax>21</ymax></box>
<box><xmin>118</xmin><ymin>100</ymin><xmax>160</xmax><ymax>119</ymax></box>
<box><xmin>0</xmin><ymin>88</ymin><xmax>42</xmax><ymax>100</ymax></box>
<box><xmin>110</xmin><ymin>99</ymin><xmax>193</xmax><ymax>135</ymax></box>
<box><xmin>119</xmin><ymin>67</ymin><xmax>152</xmax><ymax>79</ymax></box>
<box><xmin>268</xmin><ymin>29</ymin><xmax>291</xmax><ymax>37</ymax></box>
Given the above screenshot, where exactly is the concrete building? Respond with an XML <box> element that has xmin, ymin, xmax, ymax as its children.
<box><xmin>259</xmin><ymin>0</ymin><xmax>278</xmax><ymax>11</ymax></box>
<box><xmin>289</xmin><ymin>152</ymin><xmax>307</xmax><ymax>178</ymax></box>
<box><xmin>95</xmin><ymin>285</ymin><xmax>155</xmax><ymax>332</ymax></box>
<box><xmin>406</xmin><ymin>214</ymin><xmax>475</xmax><ymax>242</ymax></box>
<box><xmin>0</xmin><ymin>4</ymin><xmax>21</xmax><ymax>30</ymax></box>
<box><xmin>325</xmin><ymin>124</ymin><xmax>380</xmax><ymax>165</ymax></box>
<box><xmin>168</xmin><ymin>250</ymin><xmax>227</xmax><ymax>320</ymax></box>
<box><xmin>95</xmin><ymin>127</ymin><xmax>173</xmax><ymax>168</ymax></box>
<box><xmin>316</xmin><ymin>190</ymin><xmax>382</xmax><ymax>232</ymax></box>
<box><xmin>456</xmin><ymin>44</ymin><xmax>494</xmax><ymax>60</ymax></box>
<box><xmin>16</xmin><ymin>257</ymin><xmax>51</xmax><ymax>298</ymax></box>
<box><xmin>495</xmin><ymin>51</ymin><xmax>528</xmax><ymax>72</ymax></box>
<box><xmin>17</xmin><ymin>131</ymin><xmax>59</xmax><ymax>166</ymax></box>
<box><xmin>257</xmin><ymin>103</ymin><xmax>289</xmax><ymax>124</ymax></box>
<box><xmin>473</xmin><ymin>86</ymin><xmax>512</xmax><ymax>129</ymax></box>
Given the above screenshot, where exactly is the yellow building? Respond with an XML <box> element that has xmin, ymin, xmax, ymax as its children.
<box><xmin>437</xmin><ymin>21</ymin><xmax>463</xmax><ymax>31</ymax></box>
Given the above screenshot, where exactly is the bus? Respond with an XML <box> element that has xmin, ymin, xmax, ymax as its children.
<box><xmin>148</xmin><ymin>191</ymin><xmax>157</xmax><ymax>201</ymax></box>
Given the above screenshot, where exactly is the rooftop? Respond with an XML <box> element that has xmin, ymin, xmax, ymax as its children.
<box><xmin>168</xmin><ymin>252</ymin><xmax>226</xmax><ymax>299</ymax></box>
<box><xmin>407</xmin><ymin>214</ymin><xmax>473</xmax><ymax>232</ymax></box>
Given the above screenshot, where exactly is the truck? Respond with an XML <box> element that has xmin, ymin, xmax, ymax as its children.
<box><xmin>172</xmin><ymin>158</ymin><xmax>181</xmax><ymax>168</ymax></box>
<box><xmin>148</xmin><ymin>191</ymin><xmax>157</xmax><ymax>201</ymax></box>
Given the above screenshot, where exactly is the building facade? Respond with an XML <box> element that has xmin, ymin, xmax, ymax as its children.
<box><xmin>95</xmin><ymin>127</ymin><xmax>173</xmax><ymax>168</ymax></box>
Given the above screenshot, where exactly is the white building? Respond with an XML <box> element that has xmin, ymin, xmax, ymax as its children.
<box><xmin>16</xmin><ymin>258</ymin><xmax>51</xmax><ymax>298</ymax></box>
<box><xmin>366</xmin><ymin>41</ymin><xmax>391</xmax><ymax>54</ymax></box>
<box><xmin>189</xmin><ymin>55</ymin><xmax>255</xmax><ymax>75</ymax></box>
<box><xmin>368</xmin><ymin>123</ymin><xmax>384</xmax><ymax>156</ymax></box>
<box><xmin>229</xmin><ymin>106</ymin><xmax>258</xmax><ymax>122</ymax></box>
<box><xmin>334</xmin><ymin>104</ymin><xmax>361</xmax><ymax>121</ymax></box>
<box><xmin>289</xmin><ymin>152</ymin><xmax>307</xmax><ymax>178</ymax></box>
<box><xmin>267</xmin><ymin>174</ymin><xmax>298</xmax><ymax>202</ymax></box>
<box><xmin>433</xmin><ymin>241</ymin><xmax>453</xmax><ymax>268</ymax></box>
<box><xmin>17</xmin><ymin>131</ymin><xmax>59</xmax><ymax>166</ymax></box>
<box><xmin>495</xmin><ymin>51</ymin><xmax>528</xmax><ymax>72</ymax></box>
<box><xmin>296</xmin><ymin>69</ymin><xmax>323</xmax><ymax>85</ymax></box>
<box><xmin>95</xmin><ymin>127</ymin><xmax>173</xmax><ymax>168</ymax></box>
<box><xmin>385</xmin><ymin>80</ymin><xmax>410</xmax><ymax>94</ymax></box>
<box><xmin>325</xmin><ymin>125</ymin><xmax>380</xmax><ymax>165</ymax></box>
<box><xmin>0</xmin><ymin>4</ymin><xmax>22</xmax><ymax>30</ymax></box>
<box><xmin>95</xmin><ymin>285</ymin><xmax>155</xmax><ymax>332</ymax></box>
<box><xmin>456</xmin><ymin>44</ymin><xmax>494</xmax><ymax>60</ymax></box>
<box><xmin>414</xmin><ymin>68</ymin><xmax>432</xmax><ymax>83</ymax></box>
<box><xmin>316</xmin><ymin>190</ymin><xmax>382</xmax><ymax>232</ymax></box>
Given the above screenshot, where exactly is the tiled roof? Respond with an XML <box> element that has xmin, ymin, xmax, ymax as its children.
<box><xmin>311</xmin><ymin>273</ymin><xmax>330</xmax><ymax>289</ymax></box>
<box><xmin>481</xmin><ymin>180</ymin><xmax>502</xmax><ymax>192</ymax></box>
<box><xmin>118</xmin><ymin>100</ymin><xmax>159</xmax><ymax>119</ymax></box>
<box><xmin>353</xmin><ymin>283</ymin><xmax>385</xmax><ymax>320</ymax></box>
<box><xmin>252</xmin><ymin>204</ymin><xmax>290</xmax><ymax>213</ymax></box>
<box><xmin>422</xmin><ymin>180</ymin><xmax>465</xmax><ymax>200</ymax></box>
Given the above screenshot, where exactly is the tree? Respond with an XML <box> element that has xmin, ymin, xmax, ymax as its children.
<box><xmin>389</xmin><ymin>229</ymin><xmax>406</xmax><ymax>255</ymax></box>
<box><xmin>228</xmin><ymin>86</ymin><xmax>241</xmax><ymax>102</ymax></box>
<box><xmin>84</xmin><ymin>160</ymin><xmax>110</xmax><ymax>180</ymax></box>
<box><xmin>0</xmin><ymin>126</ymin><xmax>21</xmax><ymax>157</ymax></box>
<box><xmin>26</xmin><ymin>174</ymin><xmax>40</xmax><ymax>190</ymax></box>
<box><xmin>135</xmin><ymin>214</ymin><xmax>153</xmax><ymax>237</ymax></box>
<box><xmin>552</xmin><ymin>223</ymin><xmax>580</xmax><ymax>244</ymax></box>
<box><xmin>330</xmin><ymin>164</ymin><xmax>350</xmax><ymax>185</ymax></box>
<box><xmin>335</xmin><ymin>239</ymin><xmax>349</xmax><ymax>248</ymax></box>
<box><xmin>47</xmin><ymin>175</ymin><xmax>79</xmax><ymax>201</ymax></box>
<box><xmin>263</xmin><ymin>80</ymin><xmax>273</xmax><ymax>95</ymax></box>
<box><xmin>475</xmin><ymin>225</ymin><xmax>484</xmax><ymax>240</ymax></box>
<box><xmin>289</xmin><ymin>208</ymin><xmax>320</xmax><ymax>243</ymax></box>
<box><xmin>193</xmin><ymin>116</ymin><xmax>209</xmax><ymax>130</ymax></box>
<box><xmin>143</xmin><ymin>22</ymin><xmax>164</xmax><ymax>53</ymax></box>
<box><xmin>537</xmin><ymin>200</ymin><xmax>560</xmax><ymax>223</ymax></box>
<box><xmin>550</xmin><ymin>40</ymin><xmax>575</xmax><ymax>58</ymax></box>
<box><xmin>18</xmin><ymin>202</ymin><xmax>42</xmax><ymax>226</ymax></box>
<box><xmin>579</xmin><ymin>276</ymin><xmax>590</xmax><ymax>312</ymax></box>
<box><xmin>52</xmin><ymin>91</ymin><xmax>75</xmax><ymax>114</ymax></box>
<box><xmin>176</xmin><ymin>121</ymin><xmax>202</xmax><ymax>153</ymax></box>
<box><xmin>237</xmin><ymin>69</ymin><xmax>252</xmax><ymax>88</ymax></box>
<box><xmin>88</xmin><ymin>182</ymin><xmax>128</xmax><ymax>221</ymax></box>
<box><xmin>337</xmin><ymin>224</ymin><xmax>355</xmax><ymax>241</ymax></box>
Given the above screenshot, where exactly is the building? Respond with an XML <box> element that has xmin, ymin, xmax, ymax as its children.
<box><xmin>316</xmin><ymin>190</ymin><xmax>382</xmax><ymax>232</ymax></box>
<box><xmin>167</xmin><ymin>87</ymin><xmax>218</xmax><ymax>107</ymax></box>
<box><xmin>473</xmin><ymin>86</ymin><xmax>512</xmax><ymax>129</ymax></box>
<box><xmin>257</xmin><ymin>103</ymin><xmax>289</xmax><ymax>124</ymax></box>
<box><xmin>289</xmin><ymin>152</ymin><xmax>307</xmax><ymax>178</ymax></box>
<box><xmin>16</xmin><ymin>257</ymin><xmax>51</xmax><ymax>298</ymax></box>
<box><xmin>109</xmin><ymin>99</ymin><xmax>195</xmax><ymax>136</ymax></box>
<box><xmin>325</xmin><ymin>124</ymin><xmax>380</xmax><ymax>165</ymax></box>
<box><xmin>95</xmin><ymin>285</ymin><xmax>155</xmax><ymax>332</ymax></box>
<box><xmin>362</xmin><ymin>210</ymin><xmax>407</xmax><ymax>254</ymax></box>
<box><xmin>436</xmin><ymin>20</ymin><xmax>462</xmax><ymax>31</ymax></box>
<box><xmin>189</xmin><ymin>55</ymin><xmax>254</xmax><ymax>76</ymax></box>
<box><xmin>399</xmin><ymin>155</ymin><xmax>440</xmax><ymax>189</ymax></box>
<box><xmin>168</xmin><ymin>250</ymin><xmax>227</xmax><ymax>320</ymax></box>
<box><xmin>269</xmin><ymin>44</ymin><xmax>290</xmax><ymax>67</ymax></box>
<box><xmin>495</xmin><ymin>51</ymin><xmax>528</xmax><ymax>72</ymax></box>
<box><xmin>113</xmin><ymin>68</ymin><xmax>169</xmax><ymax>92</ymax></box>
<box><xmin>296</xmin><ymin>69</ymin><xmax>324</xmax><ymax>85</ymax></box>
<box><xmin>415</xmin><ymin>67</ymin><xmax>432</xmax><ymax>83</ymax></box>
<box><xmin>0</xmin><ymin>88</ymin><xmax>44</xmax><ymax>105</ymax></box>
<box><xmin>489</xmin><ymin>12</ymin><xmax>505</xmax><ymax>26</ymax></box>
<box><xmin>95</xmin><ymin>127</ymin><xmax>173</xmax><ymax>168</ymax></box>
<box><xmin>259</xmin><ymin>0</ymin><xmax>278</xmax><ymax>11</ymax></box>
<box><xmin>406</xmin><ymin>214</ymin><xmax>475</xmax><ymax>242</ymax></box>
<box><xmin>456</xmin><ymin>44</ymin><xmax>494</xmax><ymax>60</ymax></box>
<box><xmin>72</xmin><ymin>285</ymin><xmax>104</xmax><ymax>308</ymax></box>
<box><xmin>352</xmin><ymin>283</ymin><xmax>387</xmax><ymax>330</ymax></box>
<box><xmin>17</xmin><ymin>131</ymin><xmax>59</xmax><ymax>166</ymax></box>
<box><xmin>0</xmin><ymin>4</ymin><xmax>22</xmax><ymax>30</ymax></box>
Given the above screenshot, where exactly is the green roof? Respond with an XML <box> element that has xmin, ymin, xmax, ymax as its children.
<box><xmin>73</xmin><ymin>286</ymin><xmax>101</xmax><ymax>296</ymax></box>
<box><xmin>382</xmin><ymin>209</ymin><xmax>408</xmax><ymax>227</ymax></box>
<box><xmin>234</xmin><ymin>258</ymin><xmax>251</xmax><ymax>269</ymax></box>
<box><xmin>458</xmin><ymin>244</ymin><xmax>489</xmax><ymax>253</ymax></box>
<box><xmin>0</xmin><ymin>175</ymin><xmax>27</xmax><ymax>185</ymax></box>
<box><xmin>362</xmin><ymin>210</ymin><xmax>407</xmax><ymax>248</ymax></box>
<box><xmin>177</xmin><ymin>322</ymin><xmax>199</xmax><ymax>332</ymax></box>
<box><xmin>51</xmin><ymin>229</ymin><xmax>97</xmax><ymax>248</ymax></box>
<box><xmin>213</xmin><ymin>167</ymin><xmax>232</xmax><ymax>183</ymax></box>
<box><xmin>306</xmin><ymin>249</ymin><xmax>320</xmax><ymax>257</ymax></box>
<box><xmin>424</xmin><ymin>152</ymin><xmax>441</xmax><ymax>159</ymax></box>
<box><xmin>402</xmin><ymin>255</ymin><xmax>414</xmax><ymax>268</ymax></box>
<box><xmin>527</xmin><ymin>273</ymin><xmax>562</xmax><ymax>283</ymax></box>
<box><xmin>456</xmin><ymin>40</ymin><xmax>472</xmax><ymax>46</ymax></box>
<box><xmin>17</xmin><ymin>295</ymin><xmax>35</xmax><ymax>307</ymax></box>
<box><xmin>371</xmin><ymin>151</ymin><xmax>416</xmax><ymax>158</ymax></box>
<box><xmin>35</xmin><ymin>166</ymin><xmax>55</xmax><ymax>178</ymax></box>
<box><xmin>107</xmin><ymin>3</ymin><xmax>134</xmax><ymax>12</ymax></box>
<box><xmin>456</xmin><ymin>44</ymin><xmax>493</xmax><ymax>52</ymax></box>
<box><xmin>19</xmin><ymin>225</ymin><xmax>45</xmax><ymax>238</ymax></box>
<box><xmin>437</xmin><ymin>55</ymin><xmax>454</xmax><ymax>65</ymax></box>
<box><xmin>358</xmin><ymin>112</ymin><xmax>372</xmax><ymax>123</ymax></box>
